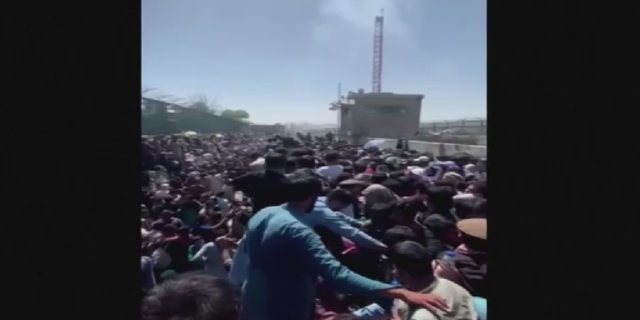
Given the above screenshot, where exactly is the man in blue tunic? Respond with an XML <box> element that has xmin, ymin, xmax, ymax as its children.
<box><xmin>242</xmin><ymin>173</ymin><xmax>447</xmax><ymax>320</ymax></box>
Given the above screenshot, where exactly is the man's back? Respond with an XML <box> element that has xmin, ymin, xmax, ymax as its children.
<box><xmin>243</xmin><ymin>205</ymin><xmax>317</xmax><ymax>320</ymax></box>
<box><xmin>394</xmin><ymin>278</ymin><xmax>477</xmax><ymax>320</ymax></box>
<box><xmin>232</xmin><ymin>170</ymin><xmax>288</xmax><ymax>213</ymax></box>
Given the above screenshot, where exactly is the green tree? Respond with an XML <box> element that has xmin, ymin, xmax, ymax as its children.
<box><xmin>220</xmin><ymin>109</ymin><xmax>250</xmax><ymax>121</ymax></box>
<box><xmin>187</xmin><ymin>95</ymin><xmax>220</xmax><ymax>114</ymax></box>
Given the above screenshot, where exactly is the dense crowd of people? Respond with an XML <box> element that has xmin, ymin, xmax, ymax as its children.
<box><xmin>140</xmin><ymin>132</ymin><xmax>487</xmax><ymax>320</ymax></box>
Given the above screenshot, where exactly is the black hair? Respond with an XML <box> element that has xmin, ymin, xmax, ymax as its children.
<box><xmin>399</xmin><ymin>195</ymin><xmax>428</xmax><ymax>213</ymax></box>
<box><xmin>177</xmin><ymin>226</ymin><xmax>190</xmax><ymax>237</ymax></box>
<box><xmin>414</xmin><ymin>182</ymin><xmax>428</xmax><ymax>195</ymax></box>
<box><xmin>426</xmin><ymin>186</ymin><xmax>456</xmax><ymax>213</ymax></box>
<box><xmin>474</xmin><ymin>198</ymin><xmax>487</xmax><ymax>217</ymax></box>
<box><xmin>388</xmin><ymin>241</ymin><xmax>433</xmax><ymax>277</ymax></box>
<box><xmin>160</xmin><ymin>224</ymin><xmax>175</xmax><ymax>235</ymax></box>
<box><xmin>284</xmin><ymin>172</ymin><xmax>322</xmax><ymax>202</ymax></box>
<box><xmin>274</xmin><ymin>148</ymin><xmax>288</xmax><ymax>156</ymax></box>
<box><xmin>472</xmin><ymin>180</ymin><xmax>487</xmax><ymax>198</ymax></box>
<box><xmin>388</xmin><ymin>170</ymin><xmax>406</xmax><ymax>179</ymax></box>
<box><xmin>382</xmin><ymin>225</ymin><xmax>419</xmax><ymax>247</ymax></box>
<box><xmin>296</xmin><ymin>155</ymin><xmax>316</xmax><ymax>169</ymax></box>
<box><xmin>141</xmin><ymin>273</ymin><xmax>239</xmax><ymax>320</ymax></box>
<box><xmin>330</xmin><ymin>172</ymin><xmax>354</xmax><ymax>188</ymax></box>
<box><xmin>422</xmin><ymin>214</ymin><xmax>457</xmax><ymax>239</ymax></box>
<box><xmin>390</xmin><ymin>199</ymin><xmax>419</xmax><ymax>219</ymax></box>
<box><xmin>371</xmin><ymin>173</ymin><xmax>388</xmax><ymax>184</ymax></box>
<box><xmin>326</xmin><ymin>189</ymin><xmax>353</xmax><ymax>205</ymax></box>
<box><xmin>264</xmin><ymin>152</ymin><xmax>286</xmax><ymax>169</ymax></box>
<box><xmin>352</xmin><ymin>162</ymin><xmax>367</xmax><ymax>174</ymax></box>
<box><xmin>382</xmin><ymin>178</ymin><xmax>407</xmax><ymax>196</ymax></box>
<box><xmin>290</xmin><ymin>148</ymin><xmax>307</xmax><ymax>157</ymax></box>
<box><xmin>285</xmin><ymin>157</ymin><xmax>297</xmax><ymax>173</ymax></box>
<box><xmin>453</xmin><ymin>201</ymin><xmax>476</xmax><ymax>220</ymax></box>
<box><xmin>324</xmin><ymin>151</ymin><xmax>340</xmax><ymax>163</ymax></box>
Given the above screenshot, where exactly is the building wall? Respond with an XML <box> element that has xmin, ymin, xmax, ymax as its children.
<box><xmin>340</xmin><ymin>95</ymin><xmax>422</xmax><ymax>142</ymax></box>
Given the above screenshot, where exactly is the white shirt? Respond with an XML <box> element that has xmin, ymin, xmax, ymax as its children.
<box><xmin>249</xmin><ymin>158</ymin><xmax>265</xmax><ymax>171</ymax></box>
<box><xmin>394</xmin><ymin>278</ymin><xmax>477</xmax><ymax>320</ymax></box>
<box><xmin>191</xmin><ymin>242</ymin><xmax>228</xmax><ymax>279</ymax></box>
<box><xmin>452</xmin><ymin>193</ymin><xmax>479</xmax><ymax>206</ymax></box>
<box><xmin>317</xmin><ymin>164</ymin><xmax>344</xmax><ymax>181</ymax></box>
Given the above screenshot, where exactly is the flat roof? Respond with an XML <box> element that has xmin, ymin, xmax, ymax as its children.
<box><xmin>348</xmin><ymin>92</ymin><xmax>424</xmax><ymax>100</ymax></box>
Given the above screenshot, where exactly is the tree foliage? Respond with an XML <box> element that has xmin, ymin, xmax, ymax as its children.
<box><xmin>220</xmin><ymin>109</ymin><xmax>250</xmax><ymax>121</ymax></box>
<box><xmin>186</xmin><ymin>95</ymin><xmax>220</xmax><ymax>114</ymax></box>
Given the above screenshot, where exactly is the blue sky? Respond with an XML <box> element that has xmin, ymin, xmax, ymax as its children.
<box><xmin>142</xmin><ymin>0</ymin><xmax>486</xmax><ymax>124</ymax></box>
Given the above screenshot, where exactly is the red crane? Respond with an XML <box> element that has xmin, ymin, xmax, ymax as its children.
<box><xmin>371</xmin><ymin>9</ymin><xmax>384</xmax><ymax>93</ymax></box>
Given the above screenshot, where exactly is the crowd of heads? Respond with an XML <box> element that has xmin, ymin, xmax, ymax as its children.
<box><xmin>141</xmin><ymin>132</ymin><xmax>487</xmax><ymax>320</ymax></box>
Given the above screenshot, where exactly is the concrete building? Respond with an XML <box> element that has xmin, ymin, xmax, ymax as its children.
<box><xmin>335</xmin><ymin>90</ymin><xmax>424</xmax><ymax>144</ymax></box>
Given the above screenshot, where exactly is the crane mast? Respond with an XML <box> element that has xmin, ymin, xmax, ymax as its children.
<box><xmin>371</xmin><ymin>9</ymin><xmax>384</xmax><ymax>93</ymax></box>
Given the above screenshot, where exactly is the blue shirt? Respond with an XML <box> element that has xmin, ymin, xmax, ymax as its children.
<box><xmin>305</xmin><ymin>198</ymin><xmax>385</xmax><ymax>250</ymax></box>
<box><xmin>228</xmin><ymin>236</ymin><xmax>249</xmax><ymax>288</ymax></box>
<box><xmin>242</xmin><ymin>205</ymin><xmax>395</xmax><ymax>320</ymax></box>
<box><xmin>474</xmin><ymin>297</ymin><xmax>487</xmax><ymax>320</ymax></box>
<box><xmin>317</xmin><ymin>196</ymin><xmax>355</xmax><ymax>217</ymax></box>
<box><xmin>228</xmin><ymin>200</ymin><xmax>386</xmax><ymax>289</ymax></box>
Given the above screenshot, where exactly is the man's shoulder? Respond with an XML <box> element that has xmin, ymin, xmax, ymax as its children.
<box><xmin>409</xmin><ymin>308</ymin><xmax>438</xmax><ymax>320</ymax></box>
<box><xmin>263</xmin><ymin>170</ymin><xmax>286</xmax><ymax>180</ymax></box>
<box><xmin>306</xmin><ymin>208</ymin><xmax>341</xmax><ymax>226</ymax></box>
<box><xmin>250</xmin><ymin>206</ymin><xmax>297</xmax><ymax>226</ymax></box>
<box><xmin>249</xmin><ymin>207</ymin><xmax>313</xmax><ymax>237</ymax></box>
<box><xmin>394</xmin><ymin>299</ymin><xmax>437</xmax><ymax>320</ymax></box>
<box><xmin>250</xmin><ymin>205</ymin><xmax>283</xmax><ymax>220</ymax></box>
<box><xmin>433</xmin><ymin>278</ymin><xmax>473</xmax><ymax>296</ymax></box>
